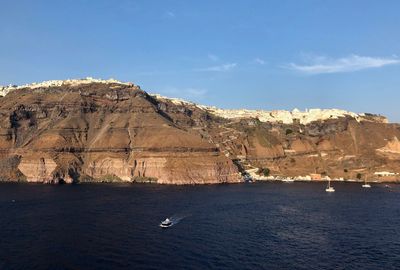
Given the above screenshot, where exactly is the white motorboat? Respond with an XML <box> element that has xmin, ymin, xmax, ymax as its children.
<box><xmin>282</xmin><ymin>179</ymin><xmax>295</xmax><ymax>183</ymax></box>
<box><xmin>160</xmin><ymin>218</ymin><xmax>173</xmax><ymax>228</ymax></box>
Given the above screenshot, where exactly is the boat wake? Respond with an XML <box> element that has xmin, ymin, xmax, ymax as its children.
<box><xmin>170</xmin><ymin>213</ymin><xmax>191</xmax><ymax>224</ymax></box>
<box><xmin>161</xmin><ymin>213</ymin><xmax>190</xmax><ymax>228</ymax></box>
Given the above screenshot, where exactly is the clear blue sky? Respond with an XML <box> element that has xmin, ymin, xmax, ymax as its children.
<box><xmin>1</xmin><ymin>0</ymin><xmax>400</xmax><ymax>121</ymax></box>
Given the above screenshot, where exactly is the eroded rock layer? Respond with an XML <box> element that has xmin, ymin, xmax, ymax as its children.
<box><xmin>0</xmin><ymin>78</ymin><xmax>399</xmax><ymax>184</ymax></box>
<box><xmin>0</xmin><ymin>82</ymin><xmax>240</xmax><ymax>184</ymax></box>
<box><xmin>154</xmin><ymin>94</ymin><xmax>400</xmax><ymax>182</ymax></box>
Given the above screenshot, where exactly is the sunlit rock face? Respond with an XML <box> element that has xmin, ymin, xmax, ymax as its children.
<box><xmin>18</xmin><ymin>157</ymin><xmax>58</xmax><ymax>183</ymax></box>
<box><xmin>0</xmin><ymin>79</ymin><xmax>240</xmax><ymax>184</ymax></box>
<box><xmin>0</xmin><ymin>78</ymin><xmax>397</xmax><ymax>184</ymax></box>
<box><xmin>153</xmin><ymin>93</ymin><xmax>398</xmax><ymax>182</ymax></box>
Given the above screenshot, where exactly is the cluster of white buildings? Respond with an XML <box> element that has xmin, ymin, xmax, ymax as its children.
<box><xmin>0</xmin><ymin>77</ymin><xmax>133</xmax><ymax>97</ymax></box>
<box><xmin>151</xmin><ymin>94</ymin><xmax>376</xmax><ymax>125</ymax></box>
<box><xmin>206</xmin><ymin>108</ymin><xmax>366</xmax><ymax>125</ymax></box>
<box><xmin>374</xmin><ymin>171</ymin><xmax>399</xmax><ymax>177</ymax></box>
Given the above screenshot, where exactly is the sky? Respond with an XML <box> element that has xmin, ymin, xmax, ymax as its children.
<box><xmin>1</xmin><ymin>0</ymin><xmax>400</xmax><ymax>121</ymax></box>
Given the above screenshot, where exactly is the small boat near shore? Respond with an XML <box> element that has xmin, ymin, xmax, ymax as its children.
<box><xmin>282</xmin><ymin>179</ymin><xmax>295</xmax><ymax>183</ymax></box>
<box><xmin>326</xmin><ymin>179</ymin><xmax>335</xmax><ymax>192</ymax></box>
<box><xmin>362</xmin><ymin>176</ymin><xmax>371</xmax><ymax>188</ymax></box>
<box><xmin>244</xmin><ymin>175</ymin><xmax>254</xmax><ymax>183</ymax></box>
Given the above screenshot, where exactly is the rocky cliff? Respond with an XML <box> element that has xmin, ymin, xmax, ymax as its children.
<box><xmin>0</xmin><ymin>78</ymin><xmax>239</xmax><ymax>184</ymax></box>
<box><xmin>0</xmin><ymin>78</ymin><xmax>399</xmax><ymax>184</ymax></box>
<box><xmin>153</xmin><ymin>92</ymin><xmax>400</xmax><ymax>183</ymax></box>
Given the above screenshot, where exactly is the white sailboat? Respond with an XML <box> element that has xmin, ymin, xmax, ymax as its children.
<box><xmin>325</xmin><ymin>179</ymin><xmax>335</xmax><ymax>192</ymax></box>
<box><xmin>362</xmin><ymin>175</ymin><xmax>371</xmax><ymax>188</ymax></box>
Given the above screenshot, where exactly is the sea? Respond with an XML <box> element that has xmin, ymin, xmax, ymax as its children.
<box><xmin>0</xmin><ymin>182</ymin><xmax>399</xmax><ymax>270</ymax></box>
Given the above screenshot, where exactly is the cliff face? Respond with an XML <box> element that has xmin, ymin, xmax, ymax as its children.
<box><xmin>0</xmin><ymin>80</ymin><xmax>240</xmax><ymax>184</ymax></box>
<box><xmin>0</xmin><ymin>78</ymin><xmax>399</xmax><ymax>184</ymax></box>
<box><xmin>154</xmin><ymin>94</ymin><xmax>400</xmax><ymax>182</ymax></box>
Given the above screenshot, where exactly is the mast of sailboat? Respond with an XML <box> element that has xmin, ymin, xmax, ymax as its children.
<box><xmin>362</xmin><ymin>169</ymin><xmax>372</xmax><ymax>188</ymax></box>
<box><xmin>321</xmin><ymin>151</ymin><xmax>330</xmax><ymax>188</ymax></box>
<box><xmin>364</xmin><ymin>167</ymin><xmax>370</xmax><ymax>184</ymax></box>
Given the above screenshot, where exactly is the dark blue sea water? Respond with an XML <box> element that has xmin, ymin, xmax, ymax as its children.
<box><xmin>0</xmin><ymin>182</ymin><xmax>399</xmax><ymax>270</ymax></box>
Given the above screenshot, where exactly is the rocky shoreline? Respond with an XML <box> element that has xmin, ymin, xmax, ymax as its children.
<box><xmin>0</xmin><ymin>177</ymin><xmax>398</xmax><ymax>185</ymax></box>
<box><xmin>251</xmin><ymin>177</ymin><xmax>399</xmax><ymax>184</ymax></box>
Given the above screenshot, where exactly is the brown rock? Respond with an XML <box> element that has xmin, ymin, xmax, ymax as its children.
<box><xmin>1</xmin><ymin>79</ymin><xmax>399</xmax><ymax>184</ymax></box>
<box><xmin>0</xmin><ymin>83</ymin><xmax>240</xmax><ymax>184</ymax></box>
